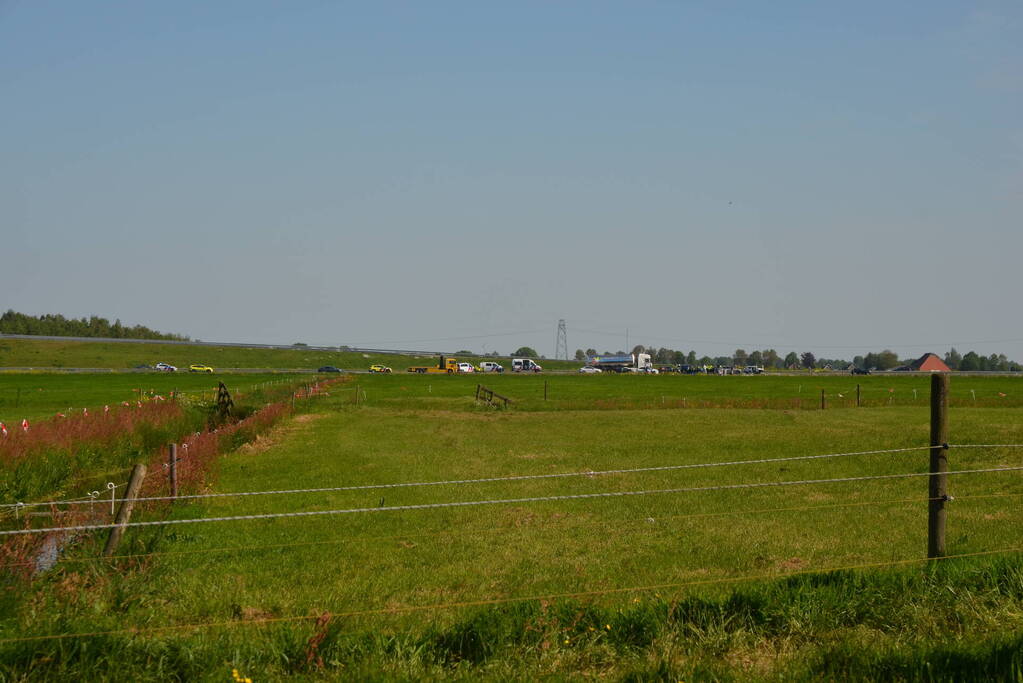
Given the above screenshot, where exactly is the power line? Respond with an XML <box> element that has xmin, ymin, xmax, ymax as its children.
<box><xmin>3</xmin><ymin>465</ymin><xmax>1021</xmax><ymax>537</ymax></box>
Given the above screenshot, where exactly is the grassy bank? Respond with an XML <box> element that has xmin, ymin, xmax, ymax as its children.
<box><xmin>1</xmin><ymin>377</ymin><xmax>1020</xmax><ymax>678</ymax></box>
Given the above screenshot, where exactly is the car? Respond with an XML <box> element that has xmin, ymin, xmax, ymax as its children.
<box><xmin>189</xmin><ymin>364</ymin><xmax>214</xmax><ymax>374</ymax></box>
<box><xmin>851</xmin><ymin>367</ymin><xmax>871</xmax><ymax>375</ymax></box>
<box><xmin>456</xmin><ymin>362</ymin><xmax>475</xmax><ymax>373</ymax></box>
<box><xmin>578</xmin><ymin>366</ymin><xmax>602</xmax><ymax>374</ymax></box>
<box><xmin>318</xmin><ymin>366</ymin><xmax>342</xmax><ymax>373</ymax></box>
<box><xmin>369</xmin><ymin>364</ymin><xmax>392</xmax><ymax>373</ymax></box>
<box><xmin>480</xmin><ymin>361</ymin><xmax>504</xmax><ymax>373</ymax></box>
<box><xmin>154</xmin><ymin>362</ymin><xmax>177</xmax><ymax>372</ymax></box>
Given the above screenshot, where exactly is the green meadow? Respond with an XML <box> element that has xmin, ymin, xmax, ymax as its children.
<box><xmin>0</xmin><ymin>372</ymin><xmax>1021</xmax><ymax>680</ymax></box>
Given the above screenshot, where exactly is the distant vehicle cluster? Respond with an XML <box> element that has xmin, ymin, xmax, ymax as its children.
<box><xmin>581</xmin><ymin>353</ymin><xmax>765</xmax><ymax>375</ymax></box>
<box><xmin>141</xmin><ymin>362</ymin><xmax>214</xmax><ymax>373</ymax></box>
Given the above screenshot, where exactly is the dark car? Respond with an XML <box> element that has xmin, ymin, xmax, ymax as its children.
<box><xmin>317</xmin><ymin>366</ymin><xmax>342</xmax><ymax>373</ymax></box>
<box><xmin>851</xmin><ymin>367</ymin><xmax>871</xmax><ymax>375</ymax></box>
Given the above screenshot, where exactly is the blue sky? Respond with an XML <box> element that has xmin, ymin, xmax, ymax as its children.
<box><xmin>2</xmin><ymin>1</ymin><xmax>1021</xmax><ymax>359</ymax></box>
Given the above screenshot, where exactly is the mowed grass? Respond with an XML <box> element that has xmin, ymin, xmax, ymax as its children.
<box><xmin>0</xmin><ymin>373</ymin><xmax>303</xmax><ymax>423</ymax></box>
<box><xmin>352</xmin><ymin>371</ymin><xmax>1023</xmax><ymax>410</ymax></box>
<box><xmin>0</xmin><ymin>336</ymin><xmax>580</xmax><ymax>373</ymax></box>
<box><xmin>5</xmin><ymin>374</ymin><xmax>1022</xmax><ymax>679</ymax></box>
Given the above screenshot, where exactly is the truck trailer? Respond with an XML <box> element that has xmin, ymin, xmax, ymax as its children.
<box><xmin>586</xmin><ymin>353</ymin><xmax>653</xmax><ymax>373</ymax></box>
<box><xmin>407</xmin><ymin>356</ymin><xmax>460</xmax><ymax>374</ymax></box>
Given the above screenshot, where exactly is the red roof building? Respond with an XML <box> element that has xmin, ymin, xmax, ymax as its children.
<box><xmin>909</xmin><ymin>353</ymin><xmax>951</xmax><ymax>372</ymax></box>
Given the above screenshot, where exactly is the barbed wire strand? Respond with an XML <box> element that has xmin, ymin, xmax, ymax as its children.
<box><xmin>2</xmin><ymin>546</ymin><xmax>1019</xmax><ymax>645</ymax></box>
<box><xmin>0</xmin><ymin>445</ymin><xmax>936</xmax><ymax>509</ymax></box>
<box><xmin>0</xmin><ymin>494</ymin><xmax>950</xmax><ymax>568</ymax></box>
<box><xmin>3</xmin><ymin>465</ymin><xmax>1022</xmax><ymax>537</ymax></box>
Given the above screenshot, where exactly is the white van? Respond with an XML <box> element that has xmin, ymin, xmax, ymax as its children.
<box><xmin>512</xmin><ymin>358</ymin><xmax>542</xmax><ymax>373</ymax></box>
<box><xmin>480</xmin><ymin>361</ymin><xmax>504</xmax><ymax>373</ymax></box>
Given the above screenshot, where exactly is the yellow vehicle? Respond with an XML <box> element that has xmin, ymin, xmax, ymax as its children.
<box><xmin>189</xmin><ymin>364</ymin><xmax>214</xmax><ymax>374</ymax></box>
<box><xmin>406</xmin><ymin>356</ymin><xmax>460</xmax><ymax>374</ymax></box>
<box><xmin>369</xmin><ymin>364</ymin><xmax>392</xmax><ymax>374</ymax></box>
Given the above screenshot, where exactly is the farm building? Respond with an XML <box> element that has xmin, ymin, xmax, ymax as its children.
<box><xmin>909</xmin><ymin>353</ymin><xmax>951</xmax><ymax>372</ymax></box>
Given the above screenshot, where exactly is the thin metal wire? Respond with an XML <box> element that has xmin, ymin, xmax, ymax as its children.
<box><xmin>947</xmin><ymin>444</ymin><xmax>1023</xmax><ymax>449</ymax></box>
<box><xmin>1</xmin><ymin>494</ymin><xmax>950</xmax><ymax>568</ymax></box>
<box><xmin>3</xmin><ymin>465</ymin><xmax>1021</xmax><ymax>537</ymax></box>
<box><xmin>2</xmin><ymin>445</ymin><xmax>933</xmax><ymax>509</ymax></box>
<box><xmin>1</xmin><ymin>546</ymin><xmax>1019</xmax><ymax>644</ymax></box>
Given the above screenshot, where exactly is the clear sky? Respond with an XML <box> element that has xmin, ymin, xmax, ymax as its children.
<box><xmin>2</xmin><ymin>1</ymin><xmax>1021</xmax><ymax>360</ymax></box>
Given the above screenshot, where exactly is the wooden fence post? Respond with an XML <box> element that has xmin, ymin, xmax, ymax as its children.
<box><xmin>928</xmin><ymin>373</ymin><xmax>950</xmax><ymax>558</ymax></box>
<box><xmin>856</xmin><ymin>384</ymin><xmax>861</xmax><ymax>407</ymax></box>
<box><xmin>103</xmin><ymin>464</ymin><xmax>147</xmax><ymax>557</ymax></box>
<box><xmin>168</xmin><ymin>444</ymin><xmax>178</xmax><ymax>499</ymax></box>
<box><xmin>820</xmin><ymin>389</ymin><xmax>826</xmax><ymax>410</ymax></box>
<box><xmin>544</xmin><ymin>381</ymin><xmax>548</xmax><ymax>401</ymax></box>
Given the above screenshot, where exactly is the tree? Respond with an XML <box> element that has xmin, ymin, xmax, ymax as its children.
<box><xmin>800</xmin><ymin>352</ymin><xmax>816</xmax><ymax>369</ymax></box>
<box><xmin>686</xmin><ymin>351</ymin><xmax>697</xmax><ymax>365</ymax></box>
<box><xmin>853</xmin><ymin>355</ymin><xmax>865</xmax><ymax>369</ymax></box>
<box><xmin>574</xmin><ymin>349</ymin><xmax>587</xmax><ymax>361</ymax></box>
<box><xmin>733</xmin><ymin>349</ymin><xmax>748</xmax><ymax>366</ymax></box>
<box><xmin>512</xmin><ymin>346</ymin><xmax>538</xmax><ymax>358</ymax></box>
<box><xmin>455</xmin><ymin>350</ymin><xmax>474</xmax><ymax>355</ymax></box>
<box><xmin>749</xmin><ymin>350</ymin><xmax>763</xmax><ymax>367</ymax></box>
<box><xmin>631</xmin><ymin>345</ymin><xmax>646</xmax><ymax>356</ymax></box>
<box><xmin>585</xmin><ymin>348</ymin><xmax>597</xmax><ymax>357</ymax></box>
<box><xmin>863</xmin><ymin>350</ymin><xmax>899</xmax><ymax>370</ymax></box>
<box><xmin>944</xmin><ymin>347</ymin><xmax>962</xmax><ymax>370</ymax></box>
<box><xmin>960</xmin><ymin>351</ymin><xmax>981</xmax><ymax>371</ymax></box>
<box><xmin>784</xmin><ymin>352</ymin><xmax>799</xmax><ymax>368</ymax></box>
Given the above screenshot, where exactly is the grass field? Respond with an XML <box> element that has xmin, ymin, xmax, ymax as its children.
<box><xmin>1</xmin><ymin>372</ymin><xmax>1021</xmax><ymax>679</ymax></box>
<box><xmin>0</xmin><ymin>336</ymin><xmax>580</xmax><ymax>373</ymax></box>
<box><xmin>0</xmin><ymin>372</ymin><xmax>312</xmax><ymax>424</ymax></box>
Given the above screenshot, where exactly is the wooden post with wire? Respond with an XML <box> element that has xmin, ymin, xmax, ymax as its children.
<box><xmin>928</xmin><ymin>373</ymin><xmax>950</xmax><ymax>558</ymax></box>
<box><xmin>103</xmin><ymin>463</ymin><xmax>147</xmax><ymax>557</ymax></box>
<box><xmin>168</xmin><ymin>443</ymin><xmax>178</xmax><ymax>499</ymax></box>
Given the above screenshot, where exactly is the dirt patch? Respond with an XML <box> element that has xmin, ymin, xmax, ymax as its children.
<box><xmin>777</xmin><ymin>557</ymin><xmax>806</xmax><ymax>571</ymax></box>
<box><xmin>293</xmin><ymin>413</ymin><xmax>325</xmax><ymax>424</ymax></box>
<box><xmin>238</xmin><ymin>607</ymin><xmax>274</xmax><ymax>621</ymax></box>
<box><xmin>235</xmin><ymin>413</ymin><xmax>324</xmax><ymax>455</ymax></box>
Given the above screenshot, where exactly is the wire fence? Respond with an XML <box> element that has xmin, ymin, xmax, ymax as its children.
<box><xmin>3</xmin><ymin>463</ymin><xmax>1021</xmax><ymax>537</ymax></box>
<box><xmin>1</xmin><ymin>545</ymin><xmax>1020</xmax><ymax>645</ymax></box>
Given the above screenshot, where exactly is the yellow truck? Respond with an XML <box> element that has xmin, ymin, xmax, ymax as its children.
<box><xmin>407</xmin><ymin>356</ymin><xmax>461</xmax><ymax>374</ymax></box>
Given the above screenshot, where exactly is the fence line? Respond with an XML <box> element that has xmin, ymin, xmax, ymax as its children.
<box><xmin>8</xmin><ymin>442</ymin><xmax>1019</xmax><ymax>511</ymax></box>
<box><xmin>2</xmin><ymin>545</ymin><xmax>1019</xmax><ymax>645</ymax></box>
<box><xmin>0</xmin><ymin>445</ymin><xmax>939</xmax><ymax>509</ymax></box>
<box><xmin>3</xmin><ymin>493</ymin><xmax>969</xmax><ymax>568</ymax></box>
<box><xmin>3</xmin><ymin>465</ymin><xmax>1021</xmax><ymax>537</ymax></box>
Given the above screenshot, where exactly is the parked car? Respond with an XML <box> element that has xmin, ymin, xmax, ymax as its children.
<box><xmin>480</xmin><ymin>361</ymin><xmax>504</xmax><ymax>373</ymax></box>
<box><xmin>317</xmin><ymin>366</ymin><xmax>342</xmax><ymax>373</ymax></box>
<box><xmin>851</xmin><ymin>367</ymin><xmax>871</xmax><ymax>375</ymax></box>
<box><xmin>456</xmin><ymin>362</ymin><xmax>475</xmax><ymax>373</ymax></box>
<box><xmin>189</xmin><ymin>364</ymin><xmax>214</xmax><ymax>374</ymax></box>
<box><xmin>154</xmin><ymin>362</ymin><xmax>176</xmax><ymax>372</ymax></box>
<box><xmin>578</xmin><ymin>366</ymin><xmax>602</xmax><ymax>374</ymax></box>
<box><xmin>369</xmin><ymin>364</ymin><xmax>392</xmax><ymax>373</ymax></box>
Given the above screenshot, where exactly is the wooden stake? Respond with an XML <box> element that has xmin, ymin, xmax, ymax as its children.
<box><xmin>168</xmin><ymin>444</ymin><xmax>178</xmax><ymax>499</ymax></box>
<box><xmin>856</xmin><ymin>384</ymin><xmax>861</xmax><ymax>407</ymax></box>
<box><xmin>820</xmin><ymin>389</ymin><xmax>826</xmax><ymax>410</ymax></box>
<box><xmin>928</xmin><ymin>373</ymin><xmax>950</xmax><ymax>558</ymax></box>
<box><xmin>544</xmin><ymin>381</ymin><xmax>548</xmax><ymax>401</ymax></box>
<box><xmin>103</xmin><ymin>464</ymin><xmax>147</xmax><ymax>557</ymax></box>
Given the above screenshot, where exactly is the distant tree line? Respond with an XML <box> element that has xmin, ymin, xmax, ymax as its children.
<box><xmin>0</xmin><ymin>310</ymin><xmax>189</xmax><ymax>342</ymax></box>
<box><xmin>561</xmin><ymin>344</ymin><xmax>1021</xmax><ymax>372</ymax></box>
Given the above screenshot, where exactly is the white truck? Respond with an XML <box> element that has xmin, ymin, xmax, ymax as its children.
<box><xmin>511</xmin><ymin>358</ymin><xmax>542</xmax><ymax>373</ymax></box>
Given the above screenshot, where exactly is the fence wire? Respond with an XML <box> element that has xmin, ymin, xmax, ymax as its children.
<box><xmin>3</xmin><ymin>465</ymin><xmax>1021</xmax><ymax>537</ymax></box>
